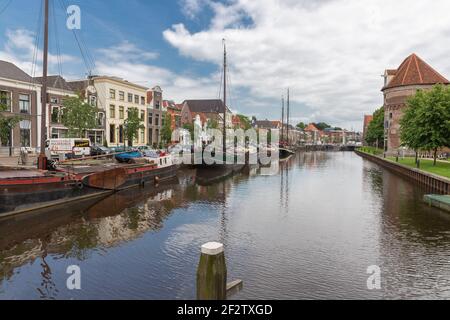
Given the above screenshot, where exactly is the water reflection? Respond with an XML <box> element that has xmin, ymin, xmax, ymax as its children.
<box><xmin>0</xmin><ymin>152</ymin><xmax>449</xmax><ymax>299</ymax></box>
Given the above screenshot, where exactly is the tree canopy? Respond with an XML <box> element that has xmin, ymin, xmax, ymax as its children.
<box><xmin>62</xmin><ymin>96</ymin><xmax>98</xmax><ymax>138</ymax></box>
<box><xmin>237</xmin><ymin>114</ymin><xmax>252</xmax><ymax>130</ymax></box>
<box><xmin>0</xmin><ymin>103</ymin><xmax>21</xmax><ymax>148</ymax></box>
<box><xmin>365</xmin><ymin>106</ymin><xmax>384</xmax><ymax>148</ymax></box>
<box><xmin>161</xmin><ymin>112</ymin><xmax>172</xmax><ymax>146</ymax></box>
<box><xmin>313</xmin><ymin>122</ymin><xmax>332</xmax><ymax>131</ymax></box>
<box><xmin>124</xmin><ymin>107</ymin><xmax>145</xmax><ymax>147</ymax></box>
<box><xmin>400</xmin><ymin>84</ymin><xmax>450</xmax><ymax>165</ymax></box>
<box><xmin>296</xmin><ymin>122</ymin><xmax>306</xmax><ymax>130</ymax></box>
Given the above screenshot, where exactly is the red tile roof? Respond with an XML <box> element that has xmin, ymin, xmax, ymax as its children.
<box><xmin>386</xmin><ymin>69</ymin><xmax>397</xmax><ymax>76</ymax></box>
<box><xmin>383</xmin><ymin>54</ymin><xmax>449</xmax><ymax>90</ymax></box>
<box><xmin>304</xmin><ymin>123</ymin><xmax>321</xmax><ymax>132</ymax></box>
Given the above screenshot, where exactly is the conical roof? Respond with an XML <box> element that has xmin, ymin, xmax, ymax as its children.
<box><xmin>383</xmin><ymin>54</ymin><xmax>449</xmax><ymax>90</ymax></box>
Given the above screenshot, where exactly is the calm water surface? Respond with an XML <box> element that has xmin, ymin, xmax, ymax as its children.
<box><xmin>1</xmin><ymin>152</ymin><xmax>449</xmax><ymax>299</ymax></box>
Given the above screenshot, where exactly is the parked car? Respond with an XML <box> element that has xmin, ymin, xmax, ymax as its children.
<box><xmin>90</xmin><ymin>145</ymin><xmax>112</xmax><ymax>156</ymax></box>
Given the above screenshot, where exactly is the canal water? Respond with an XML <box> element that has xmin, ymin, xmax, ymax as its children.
<box><xmin>0</xmin><ymin>152</ymin><xmax>449</xmax><ymax>300</ymax></box>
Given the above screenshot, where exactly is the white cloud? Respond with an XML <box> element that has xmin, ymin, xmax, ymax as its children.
<box><xmin>164</xmin><ymin>0</ymin><xmax>450</xmax><ymax>129</ymax></box>
<box><xmin>0</xmin><ymin>29</ymin><xmax>78</xmax><ymax>77</ymax></box>
<box><xmin>180</xmin><ymin>0</ymin><xmax>205</xmax><ymax>19</ymax></box>
<box><xmin>97</xmin><ymin>41</ymin><xmax>159</xmax><ymax>62</ymax></box>
<box><xmin>95</xmin><ymin>45</ymin><xmax>222</xmax><ymax>103</ymax></box>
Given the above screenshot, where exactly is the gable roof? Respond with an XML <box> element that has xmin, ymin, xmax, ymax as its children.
<box><xmin>383</xmin><ymin>54</ymin><xmax>449</xmax><ymax>90</ymax></box>
<box><xmin>254</xmin><ymin>119</ymin><xmax>279</xmax><ymax>129</ymax></box>
<box><xmin>34</xmin><ymin>75</ymin><xmax>74</xmax><ymax>91</ymax></box>
<box><xmin>184</xmin><ymin>99</ymin><xmax>230</xmax><ymax>113</ymax></box>
<box><xmin>0</xmin><ymin>60</ymin><xmax>34</xmax><ymax>83</ymax></box>
<box><xmin>304</xmin><ymin>123</ymin><xmax>320</xmax><ymax>132</ymax></box>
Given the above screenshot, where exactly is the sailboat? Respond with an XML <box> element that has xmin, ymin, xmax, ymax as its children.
<box><xmin>279</xmin><ymin>89</ymin><xmax>295</xmax><ymax>159</ymax></box>
<box><xmin>195</xmin><ymin>40</ymin><xmax>245</xmax><ymax>184</ymax></box>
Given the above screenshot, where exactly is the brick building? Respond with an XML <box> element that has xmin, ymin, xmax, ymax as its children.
<box><xmin>382</xmin><ymin>54</ymin><xmax>449</xmax><ymax>155</ymax></box>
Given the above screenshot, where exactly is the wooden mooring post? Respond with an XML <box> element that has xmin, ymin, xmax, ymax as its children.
<box><xmin>196</xmin><ymin>242</ymin><xmax>243</xmax><ymax>300</ymax></box>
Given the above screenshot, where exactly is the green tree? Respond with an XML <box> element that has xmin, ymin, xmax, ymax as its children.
<box><xmin>124</xmin><ymin>107</ymin><xmax>145</xmax><ymax>147</ymax></box>
<box><xmin>314</xmin><ymin>122</ymin><xmax>332</xmax><ymax>131</ymax></box>
<box><xmin>237</xmin><ymin>114</ymin><xmax>252</xmax><ymax>130</ymax></box>
<box><xmin>365</xmin><ymin>106</ymin><xmax>384</xmax><ymax>148</ymax></box>
<box><xmin>0</xmin><ymin>103</ymin><xmax>21</xmax><ymax>155</ymax></box>
<box><xmin>161</xmin><ymin>112</ymin><xmax>173</xmax><ymax>146</ymax></box>
<box><xmin>183</xmin><ymin>123</ymin><xmax>194</xmax><ymax>137</ymax></box>
<box><xmin>401</xmin><ymin>85</ymin><xmax>450</xmax><ymax>166</ymax></box>
<box><xmin>207</xmin><ymin>118</ymin><xmax>219</xmax><ymax>129</ymax></box>
<box><xmin>296</xmin><ymin>122</ymin><xmax>306</xmax><ymax>130</ymax></box>
<box><xmin>400</xmin><ymin>92</ymin><xmax>423</xmax><ymax>164</ymax></box>
<box><xmin>62</xmin><ymin>96</ymin><xmax>98</xmax><ymax>138</ymax></box>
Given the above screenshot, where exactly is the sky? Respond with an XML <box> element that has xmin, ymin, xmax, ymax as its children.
<box><xmin>1</xmin><ymin>0</ymin><xmax>450</xmax><ymax>130</ymax></box>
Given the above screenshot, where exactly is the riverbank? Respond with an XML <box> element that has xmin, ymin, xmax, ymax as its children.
<box><xmin>386</xmin><ymin>157</ymin><xmax>450</xmax><ymax>179</ymax></box>
<box><xmin>355</xmin><ymin>149</ymin><xmax>450</xmax><ymax>194</ymax></box>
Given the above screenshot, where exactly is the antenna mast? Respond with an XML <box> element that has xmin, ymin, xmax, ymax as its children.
<box><xmin>222</xmin><ymin>39</ymin><xmax>227</xmax><ymax>157</ymax></box>
<box><xmin>38</xmin><ymin>0</ymin><xmax>49</xmax><ymax>170</ymax></box>
<box><xmin>287</xmin><ymin>88</ymin><xmax>290</xmax><ymax>145</ymax></box>
<box><xmin>281</xmin><ymin>96</ymin><xmax>285</xmax><ymax>143</ymax></box>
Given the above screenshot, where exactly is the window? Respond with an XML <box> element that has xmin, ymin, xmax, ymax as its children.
<box><xmin>110</xmin><ymin>89</ymin><xmax>116</xmax><ymax>99</ymax></box>
<box><xmin>389</xmin><ymin>113</ymin><xmax>393</xmax><ymax>119</ymax></box>
<box><xmin>155</xmin><ymin>114</ymin><xmax>160</xmax><ymax>126</ymax></box>
<box><xmin>97</xmin><ymin>112</ymin><xmax>105</xmax><ymax>126</ymax></box>
<box><xmin>119</xmin><ymin>91</ymin><xmax>125</xmax><ymax>101</ymax></box>
<box><xmin>110</xmin><ymin>105</ymin><xmax>116</xmax><ymax>118</ymax></box>
<box><xmin>19</xmin><ymin>94</ymin><xmax>30</xmax><ymax>113</ymax></box>
<box><xmin>155</xmin><ymin>101</ymin><xmax>160</xmax><ymax>110</ymax></box>
<box><xmin>19</xmin><ymin>120</ymin><xmax>31</xmax><ymax>147</ymax></box>
<box><xmin>148</xmin><ymin>128</ymin><xmax>153</xmax><ymax>145</ymax></box>
<box><xmin>0</xmin><ymin>129</ymin><xmax>11</xmax><ymax>146</ymax></box>
<box><xmin>141</xmin><ymin>96</ymin><xmax>145</xmax><ymax>105</ymax></box>
<box><xmin>119</xmin><ymin>125</ymin><xmax>124</xmax><ymax>143</ymax></box>
<box><xmin>140</xmin><ymin>110</ymin><xmax>145</xmax><ymax>121</ymax></box>
<box><xmin>140</xmin><ymin>128</ymin><xmax>145</xmax><ymax>143</ymax></box>
<box><xmin>134</xmin><ymin>95</ymin><xmax>139</xmax><ymax>104</ymax></box>
<box><xmin>128</xmin><ymin>93</ymin><xmax>133</xmax><ymax>102</ymax></box>
<box><xmin>89</xmin><ymin>95</ymin><xmax>97</xmax><ymax>107</ymax></box>
<box><xmin>109</xmin><ymin>124</ymin><xmax>116</xmax><ymax>143</ymax></box>
<box><xmin>50</xmin><ymin>97</ymin><xmax>59</xmax><ymax>104</ymax></box>
<box><xmin>149</xmin><ymin>113</ymin><xmax>153</xmax><ymax>125</ymax></box>
<box><xmin>51</xmin><ymin>106</ymin><xmax>59</xmax><ymax>123</ymax></box>
<box><xmin>119</xmin><ymin>106</ymin><xmax>125</xmax><ymax>119</ymax></box>
<box><xmin>0</xmin><ymin>91</ymin><xmax>11</xmax><ymax>111</ymax></box>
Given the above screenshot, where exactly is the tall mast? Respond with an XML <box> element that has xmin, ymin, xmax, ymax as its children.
<box><xmin>281</xmin><ymin>96</ymin><xmax>285</xmax><ymax>143</ymax></box>
<box><xmin>38</xmin><ymin>0</ymin><xmax>49</xmax><ymax>170</ymax></box>
<box><xmin>287</xmin><ymin>88</ymin><xmax>290</xmax><ymax>145</ymax></box>
<box><xmin>222</xmin><ymin>39</ymin><xmax>227</xmax><ymax>156</ymax></box>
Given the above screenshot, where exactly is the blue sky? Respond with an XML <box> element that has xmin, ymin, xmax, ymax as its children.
<box><xmin>2</xmin><ymin>0</ymin><xmax>450</xmax><ymax>130</ymax></box>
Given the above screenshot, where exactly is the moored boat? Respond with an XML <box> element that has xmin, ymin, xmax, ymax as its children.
<box><xmin>0</xmin><ymin>168</ymin><xmax>107</xmax><ymax>216</ymax></box>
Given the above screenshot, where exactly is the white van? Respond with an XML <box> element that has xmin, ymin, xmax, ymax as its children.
<box><xmin>45</xmin><ymin>138</ymin><xmax>91</xmax><ymax>160</ymax></box>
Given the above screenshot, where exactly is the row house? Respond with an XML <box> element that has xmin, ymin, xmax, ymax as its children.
<box><xmin>0</xmin><ymin>60</ymin><xmax>42</xmax><ymax>154</ymax></box>
<box><xmin>89</xmin><ymin>76</ymin><xmax>148</xmax><ymax>148</ymax></box>
<box><xmin>163</xmin><ymin>100</ymin><xmax>182</xmax><ymax>131</ymax></box>
<box><xmin>181</xmin><ymin>99</ymin><xmax>233</xmax><ymax>129</ymax></box>
<box><xmin>147</xmin><ymin>86</ymin><xmax>164</xmax><ymax>146</ymax></box>
<box><xmin>34</xmin><ymin>76</ymin><xmax>78</xmax><ymax>141</ymax></box>
<box><xmin>68</xmin><ymin>77</ymin><xmax>105</xmax><ymax>145</ymax></box>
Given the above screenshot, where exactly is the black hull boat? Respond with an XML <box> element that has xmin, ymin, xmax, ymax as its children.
<box><xmin>279</xmin><ymin>147</ymin><xmax>295</xmax><ymax>159</ymax></box>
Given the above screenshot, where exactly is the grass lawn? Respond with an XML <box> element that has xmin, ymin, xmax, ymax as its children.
<box><xmin>387</xmin><ymin>157</ymin><xmax>450</xmax><ymax>179</ymax></box>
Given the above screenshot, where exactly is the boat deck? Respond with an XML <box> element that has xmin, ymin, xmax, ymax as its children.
<box><xmin>0</xmin><ymin>170</ymin><xmax>47</xmax><ymax>179</ymax></box>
